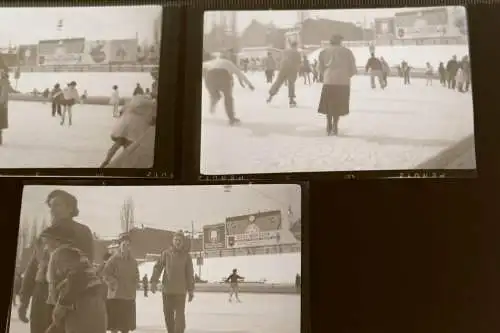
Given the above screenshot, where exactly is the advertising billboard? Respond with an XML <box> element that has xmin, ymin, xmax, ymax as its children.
<box><xmin>203</xmin><ymin>223</ymin><xmax>226</xmax><ymax>250</ymax></box>
<box><xmin>38</xmin><ymin>38</ymin><xmax>85</xmax><ymax>65</ymax></box>
<box><xmin>82</xmin><ymin>40</ymin><xmax>111</xmax><ymax>65</ymax></box>
<box><xmin>374</xmin><ymin>18</ymin><xmax>396</xmax><ymax>38</ymax></box>
<box><xmin>109</xmin><ymin>39</ymin><xmax>138</xmax><ymax>63</ymax></box>
<box><xmin>394</xmin><ymin>7</ymin><xmax>449</xmax><ymax>39</ymax></box>
<box><xmin>225</xmin><ymin>210</ymin><xmax>282</xmax><ymax>248</ymax></box>
<box><xmin>17</xmin><ymin>45</ymin><xmax>38</xmax><ymax>66</ymax></box>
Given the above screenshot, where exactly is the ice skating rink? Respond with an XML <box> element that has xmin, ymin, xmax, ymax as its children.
<box><xmin>0</xmin><ymin>72</ymin><xmax>156</xmax><ymax>168</ymax></box>
<box><xmin>8</xmin><ymin>291</ymin><xmax>301</xmax><ymax>333</ymax></box>
<box><xmin>200</xmin><ymin>73</ymin><xmax>476</xmax><ymax>175</ymax></box>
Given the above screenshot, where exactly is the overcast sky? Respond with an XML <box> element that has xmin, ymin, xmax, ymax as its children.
<box><xmin>204</xmin><ymin>7</ymin><xmax>462</xmax><ymax>33</ymax></box>
<box><xmin>20</xmin><ymin>184</ymin><xmax>302</xmax><ymax>239</ymax></box>
<box><xmin>0</xmin><ymin>6</ymin><xmax>161</xmax><ymax>46</ymax></box>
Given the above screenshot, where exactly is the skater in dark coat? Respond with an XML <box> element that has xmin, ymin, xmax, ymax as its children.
<box><xmin>51</xmin><ymin>84</ymin><xmax>63</xmax><ymax>117</ymax></box>
<box><xmin>446</xmin><ymin>55</ymin><xmax>459</xmax><ymax>89</ymax></box>
<box><xmin>267</xmin><ymin>41</ymin><xmax>302</xmax><ymax>107</ymax></box>
<box><xmin>317</xmin><ymin>34</ymin><xmax>357</xmax><ymax>136</ymax></box>
<box><xmin>18</xmin><ymin>190</ymin><xmax>94</xmax><ymax>333</ymax></box>
<box><xmin>264</xmin><ymin>52</ymin><xmax>276</xmax><ymax>84</ymax></box>
<box><xmin>0</xmin><ymin>72</ymin><xmax>9</xmax><ymax>146</ymax></box>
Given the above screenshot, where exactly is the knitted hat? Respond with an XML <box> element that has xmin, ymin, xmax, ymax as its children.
<box><xmin>46</xmin><ymin>189</ymin><xmax>79</xmax><ymax>217</ymax></box>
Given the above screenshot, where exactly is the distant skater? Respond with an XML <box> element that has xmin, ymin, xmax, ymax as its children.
<box><xmin>142</xmin><ymin>274</ymin><xmax>149</xmax><ymax>297</ymax></box>
<box><xmin>425</xmin><ymin>62</ymin><xmax>434</xmax><ymax>86</ymax></box>
<box><xmin>110</xmin><ymin>85</ymin><xmax>120</xmax><ymax>117</ymax></box>
<box><xmin>50</xmin><ymin>84</ymin><xmax>63</xmax><ymax>117</ymax></box>
<box><xmin>226</xmin><ymin>269</ymin><xmax>244</xmax><ymax>303</ymax></box>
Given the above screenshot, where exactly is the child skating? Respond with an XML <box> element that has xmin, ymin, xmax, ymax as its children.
<box><xmin>225</xmin><ymin>268</ymin><xmax>244</xmax><ymax>303</ymax></box>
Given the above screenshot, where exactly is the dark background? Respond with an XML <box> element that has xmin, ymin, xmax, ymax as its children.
<box><xmin>1</xmin><ymin>1</ymin><xmax>500</xmax><ymax>333</ymax></box>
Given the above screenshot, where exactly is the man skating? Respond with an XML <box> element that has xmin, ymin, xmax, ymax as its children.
<box><xmin>267</xmin><ymin>41</ymin><xmax>302</xmax><ymax>107</ymax></box>
<box><xmin>226</xmin><ymin>269</ymin><xmax>244</xmax><ymax>303</ymax></box>
<box><xmin>203</xmin><ymin>50</ymin><xmax>255</xmax><ymax>126</ymax></box>
<box><xmin>150</xmin><ymin>232</ymin><xmax>195</xmax><ymax>333</ymax></box>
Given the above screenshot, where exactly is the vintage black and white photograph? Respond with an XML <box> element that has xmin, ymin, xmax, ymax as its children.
<box><xmin>201</xmin><ymin>7</ymin><xmax>475</xmax><ymax>175</ymax></box>
<box><xmin>8</xmin><ymin>184</ymin><xmax>302</xmax><ymax>333</ymax></box>
<box><xmin>0</xmin><ymin>6</ymin><xmax>162</xmax><ymax>169</ymax></box>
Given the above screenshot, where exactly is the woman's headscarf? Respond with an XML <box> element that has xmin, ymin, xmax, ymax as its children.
<box><xmin>45</xmin><ymin>189</ymin><xmax>79</xmax><ymax>218</ymax></box>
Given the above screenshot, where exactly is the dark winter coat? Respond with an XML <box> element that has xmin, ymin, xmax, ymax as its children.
<box><xmin>280</xmin><ymin>48</ymin><xmax>302</xmax><ymax>73</ymax></box>
<box><xmin>446</xmin><ymin>59</ymin><xmax>459</xmax><ymax>76</ymax></box>
<box><xmin>0</xmin><ymin>76</ymin><xmax>9</xmax><ymax>130</ymax></box>
<box><xmin>365</xmin><ymin>57</ymin><xmax>382</xmax><ymax>72</ymax></box>
<box><xmin>150</xmin><ymin>246</ymin><xmax>194</xmax><ymax>295</ymax></box>
<box><xmin>20</xmin><ymin>221</ymin><xmax>94</xmax><ymax>305</ymax></box>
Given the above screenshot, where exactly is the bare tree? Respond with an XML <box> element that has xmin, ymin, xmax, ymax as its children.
<box><xmin>120</xmin><ymin>197</ymin><xmax>135</xmax><ymax>233</ymax></box>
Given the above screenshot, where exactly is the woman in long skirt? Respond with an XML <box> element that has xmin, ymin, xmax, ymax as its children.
<box><xmin>100</xmin><ymin>95</ymin><xmax>156</xmax><ymax>168</ymax></box>
<box><xmin>102</xmin><ymin>234</ymin><xmax>140</xmax><ymax>333</ymax></box>
<box><xmin>317</xmin><ymin>34</ymin><xmax>357</xmax><ymax>136</ymax></box>
<box><xmin>42</xmin><ymin>225</ymin><xmax>107</xmax><ymax>333</ymax></box>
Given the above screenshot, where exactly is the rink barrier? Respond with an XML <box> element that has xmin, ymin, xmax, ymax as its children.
<box><xmin>150</xmin><ymin>282</ymin><xmax>299</xmax><ymax>294</ymax></box>
<box><xmin>9</xmin><ymin>94</ymin><xmax>132</xmax><ymax>106</ymax></box>
<box><xmin>415</xmin><ymin>134</ymin><xmax>476</xmax><ymax>169</ymax></box>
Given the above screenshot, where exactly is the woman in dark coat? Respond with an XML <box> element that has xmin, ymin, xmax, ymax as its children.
<box><xmin>318</xmin><ymin>34</ymin><xmax>357</xmax><ymax>136</ymax></box>
<box><xmin>0</xmin><ymin>70</ymin><xmax>10</xmax><ymax>145</ymax></box>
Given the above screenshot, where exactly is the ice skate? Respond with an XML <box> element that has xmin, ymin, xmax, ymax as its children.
<box><xmin>229</xmin><ymin>118</ymin><xmax>241</xmax><ymax>126</ymax></box>
<box><xmin>289</xmin><ymin>99</ymin><xmax>297</xmax><ymax>108</ymax></box>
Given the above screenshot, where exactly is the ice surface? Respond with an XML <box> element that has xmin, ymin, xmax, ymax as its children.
<box><xmin>201</xmin><ymin>72</ymin><xmax>476</xmax><ymax>175</ymax></box>
<box><xmin>0</xmin><ymin>101</ymin><xmax>131</xmax><ymax>168</ymax></box>
<box><xmin>8</xmin><ymin>291</ymin><xmax>300</xmax><ymax>333</ymax></box>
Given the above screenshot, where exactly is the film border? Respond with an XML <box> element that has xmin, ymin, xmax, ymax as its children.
<box><xmin>183</xmin><ymin>0</ymin><xmax>480</xmax><ymax>181</ymax></box>
<box><xmin>0</xmin><ymin>0</ymin><xmax>182</xmax><ymax>178</ymax></box>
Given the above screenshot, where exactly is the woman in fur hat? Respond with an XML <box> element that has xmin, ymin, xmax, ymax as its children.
<box><xmin>100</xmin><ymin>95</ymin><xmax>156</xmax><ymax>168</ymax></box>
<box><xmin>101</xmin><ymin>233</ymin><xmax>139</xmax><ymax>333</ymax></box>
<box><xmin>41</xmin><ymin>225</ymin><xmax>106</xmax><ymax>333</ymax></box>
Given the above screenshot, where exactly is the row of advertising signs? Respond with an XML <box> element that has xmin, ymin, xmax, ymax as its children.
<box><xmin>375</xmin><ymin>7</ymin><xmax>466</xmax><ymax>40</ymax></box>
<box><xmin>202</xmin><ymin>210</ymin><xmax>300</xmax><ymax>250</ymax></box>
<box><xmin>15</xmin><ymin>38</ymin><xmax>159</xmax><ymax>66</ymax></box>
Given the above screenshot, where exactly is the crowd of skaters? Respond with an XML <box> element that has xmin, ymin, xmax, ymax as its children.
<box><xmin>202</xmin><ymin>34</ymin><xmax>472</xmax><ymax>135</ymax></box>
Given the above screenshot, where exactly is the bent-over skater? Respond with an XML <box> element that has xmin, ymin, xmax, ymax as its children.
<box><xmin>203</xmin><ymin>50</ymin><xmax>255</xmax><ymax>126</ymax></box>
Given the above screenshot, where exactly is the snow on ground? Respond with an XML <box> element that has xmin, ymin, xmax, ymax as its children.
<box><xmin>200</xmin><ymin>72</ymin><xmax>476</xmax><ymax>175</ymax></box>
<box><xmin>8</xmin><ymin>291</ymin><xmax>301</xmax><ymax>333</ymax></box>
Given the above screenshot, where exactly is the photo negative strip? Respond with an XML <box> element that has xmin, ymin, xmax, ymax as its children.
<box><xmin>9</xmin><ymin>183</ymin><xmax>303</xmax><ymax>333</ymax></box>
<box><xmin>199</xmin><ymin>7</ymin><xmax>476</xmax><ymax>178</ymax></box>
<box><xmin>0</xmin><ymin>5</ymin><xmax>176</xmax><ymax>176</ymax></box>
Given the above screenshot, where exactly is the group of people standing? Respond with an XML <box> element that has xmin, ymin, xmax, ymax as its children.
<box><xmin>14</xmin><ymin>189</ymin><xmax>196</xmax><ymax>333</ymax></box>
<box><xmin>49</xmin><ymin>81</ymin><xmax>80</xmax><ymax>126</ymax></box>
<box><xmin>435</xmin><ymin>55</ymin><xmax>471</xmax><ymax>92</ymax></box>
